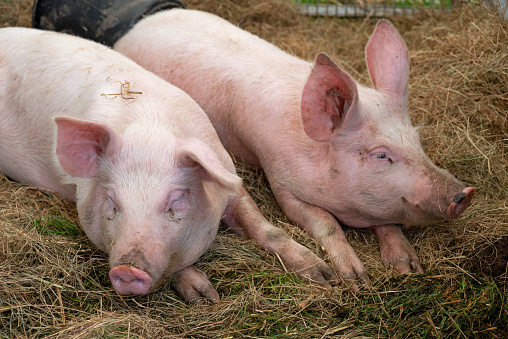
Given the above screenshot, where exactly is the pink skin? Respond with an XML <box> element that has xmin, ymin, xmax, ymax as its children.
<box><xmin>448</xmin><ymin>187</ymin><xmax>476</xmax><ymax>219</ymax></box>
<box><xmin>109</xmin><ymin>265</ymin><xmax>153</xmax><ymax>295</ymax></box>
<box><xmin>59</xmin><ymin>118</ymin><xmax>240</xmax><ymax>297</ymax></box>
<box><xmin>115</xmin><ymin>11</ymin><xmax>476</xmax><ymax>290</ymax></box>
<box><xmin>170</xmin><ymin>266</ymin><xmax>220</xmax><ymax>305</ymax></box>
<box><xmin>0</xmin><ymin>27</ymin><xmax>245</xmax><ymax>302</ymax></box>
<box><xmin>0</xmin><ymin>27</ymin><xmax>337</xmax><ymax>304</ymax></box>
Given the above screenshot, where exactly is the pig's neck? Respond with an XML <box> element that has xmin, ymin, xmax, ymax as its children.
<box><xmin>226</xmin><ymin>59</ymin><xmax>318</xmax><ymax>165</ymax></box>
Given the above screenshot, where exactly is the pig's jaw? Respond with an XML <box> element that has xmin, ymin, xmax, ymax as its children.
<box><xmin>329</xmin><ymin>206</ymin><xmax>403</xmax><ymax>229</ymax></box>
<box><xmin>328</xmin><ymin>187</ymin><xmax>475</xmax><ymax>229</ymax></box>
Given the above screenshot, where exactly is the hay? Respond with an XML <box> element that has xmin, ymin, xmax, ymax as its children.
<box><xmin>1</xmin><ymin>0</ymin><xmax>507</xmax><ymax>337</ymax></box>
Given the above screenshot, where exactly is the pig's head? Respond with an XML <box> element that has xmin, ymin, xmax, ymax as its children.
<box><xmin>55</xmin><ymin>117</ymin><xmax>242</xmax><ymax>295</ymax></box>
<box><xmin>299</xmin><ymin>20</ymin><xmax>474</xmax><ymax>229</ymax></box>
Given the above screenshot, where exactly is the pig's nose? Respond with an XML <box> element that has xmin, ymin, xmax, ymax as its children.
<box><xmin>447</xmin><ymin>187</ymin><xmax>475</xmax><ymax>219</ymax></box>
<box><xmin>109</xmin><ymin>265</ymin><xmax>153</xmax><ymax>295</ymax></box>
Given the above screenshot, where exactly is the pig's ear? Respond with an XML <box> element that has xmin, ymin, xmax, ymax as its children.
<box><xmin>365</xmin><ymin>20</ymin><xmax>409</xmax><ymax>101</ymax></box>
<box><xmin>301</xmin><ymin>53</ymin><xmax>360</xmax><ymax>142</ymax></box>
<box><xmin>55</xmin><ymin>117</ymin><xmax>119</xmax><ymax>178</ymax></box>
<box><xmin>176</xmin><ymin>139</ymin><xmax>242</xmax><ymax>196</ymax></box>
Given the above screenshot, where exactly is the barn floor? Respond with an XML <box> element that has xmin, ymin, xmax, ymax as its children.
<box><xmin>1</xmin><ymin>0</ymin><xmax>507</xmax><ymax>337</ymax></box>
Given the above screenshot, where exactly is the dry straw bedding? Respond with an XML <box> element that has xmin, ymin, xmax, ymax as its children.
<box><xmin>0</xmin><ymin>0</ymin><xmax>507</xmax><ymax>337</ymax></box>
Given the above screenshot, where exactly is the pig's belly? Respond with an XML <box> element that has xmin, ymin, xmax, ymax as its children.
<box><xmin>0</xmin><ymin>148</ymin><xmax>75</xmax><ymax>201</ymax></box>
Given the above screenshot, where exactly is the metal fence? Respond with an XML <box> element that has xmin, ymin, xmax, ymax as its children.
<box><xmin>294</xmin><ymin>0</ymin><xmax>507</xmax><ymax>18</ymax></box>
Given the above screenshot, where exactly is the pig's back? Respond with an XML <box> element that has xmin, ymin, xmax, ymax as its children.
<box><xmin>0</xmin><ymin>28</ymin><xmax>78</xmax><ymax>195</ymax></box>
<box><xmin>0</xmin><ymin>27</ymin><xmax>232</xmax><ymax>195</ymax></box>
<box><xmin>0</xmin><ymin>28</ymin><xmax>147</xmax><ymax>197</ymax></box>
<box><xmin>116</xmin><ymin>9</ymin><xmax>308</xmax><ymax>88</ymax></box>
<box><xmin>115</xmin><ymin>9</ymin><xmax>312</xmax><ymax>166</ymax></box>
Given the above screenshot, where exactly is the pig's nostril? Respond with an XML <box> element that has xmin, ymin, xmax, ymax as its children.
<box><xmin>453</xmin><ymin>192</ymin><xmax>466</xmax><ymax>204</ymax></box>
<box><xmin>447</xmin><ymin>187</ymin><xmax>475</xmax><ymax>219</ymax></box>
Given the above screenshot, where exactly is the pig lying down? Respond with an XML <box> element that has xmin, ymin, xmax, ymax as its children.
<box><xmin>0</xmin><ymin>27</ymin><xmax>240</xmax><ymax>301</ymax></box>
<box><xmin>115</xmin><ymin>9</ymin><xmax>475</xmax><ymax>290</ymax></box>
<box><xmin>0</xmin><ymin>27</ymin><xmax>336</xmax><ymax>303</ymax></box>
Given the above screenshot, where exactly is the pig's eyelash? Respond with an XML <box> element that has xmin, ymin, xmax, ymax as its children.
<box><xmin>166</xmin><ymin>209</ymin><xmax>183</xmax><ymax>221</ymax></box>
<box><xmin>106</xmin><ymin>195</ymin><xmax>118</xmax><ymax>216</ymax></box>
<box><xmin>374</xmin><ymin>153</ymin><xmax>393</xmax><ymax>163</ymax></box>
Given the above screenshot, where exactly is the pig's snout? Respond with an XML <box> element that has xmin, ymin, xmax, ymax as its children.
<box><xmin>109</xmin><ymin>265</ymin><xmax>153</xmax><ymax>295</ymax></box>
<box><xmin>447</xmin><ymin>187</ymin><xmax>475</xmax><ymax>219</ymax></box>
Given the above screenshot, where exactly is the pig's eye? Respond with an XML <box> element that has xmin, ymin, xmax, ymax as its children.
<box><xmin>105</xmin><ymin>195</ymin><xmax>117</xmax><ymax>220</ymax></box>
<box><xmin>373</xmin><ymin>153</ymin><xmax>393</xmax><ymax>163</ymax></box>
<box><xmin>165</xmin><ymin>189</ymin><xmax>188</xmax><ymax>221</ymax></box>
<box><xmin>166</xmin><ymin>207</ymin><xmax>182</xmax><ymax>221</ymax></box>
<box><xmin>166</xmin><ymin>208</ymin><xmax>176</xmax><ymax>220</ymax></box>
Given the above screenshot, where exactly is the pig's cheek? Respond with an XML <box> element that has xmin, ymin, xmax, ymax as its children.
<box><xmin>97</xmin><ymin>203</ymin><xmax>120</xmax><ymax>253</ymax></box>
<box><xmin>100</xmin><ymin>219</ymin><xmax>118</xmax><ymax>254</ymax></box>
<box><xmin>77</xmin><ymin>203</ymin><xmax>108</xmax><ymax>252</ymax></box>
<box><xmin>174</xmin><ymin>222</ymin><xmax>217</xmax><ymax>271</ymax></box>
<box><xmin>400</xmin><ymin>174</ymin><xmax>434</xmax><ymax>207</ymax></box>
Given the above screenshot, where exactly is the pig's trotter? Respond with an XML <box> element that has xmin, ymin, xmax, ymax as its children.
<box><xmin>372</xmin><ymin>224</ymin><xmax>424</xmax><ymax>274</ymax></box>
<box><xmin>272</xmin><ymin>186</ymin><xmax>370</xmax><ymax>291</ymax></box>
<box><xmin>222</xmin><ymin>189</ymin><xmax>338</xmax><ymax>287</ymax></box>
<box><xmin>331</xmin><ymin>239</ymin><xmax>372</xmax><ymax>292</ymax></box>
<box><xmin>279</xmin><ymin>243</ymin><xmax>339</xmax><ymax>288</ymax></box>
<box><xmin>170</xmin><ymin>266</ymin><xmax>220</xmax><ymax>306</ymax></box>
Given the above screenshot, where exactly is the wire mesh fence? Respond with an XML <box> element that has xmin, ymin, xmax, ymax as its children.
<box><xmin>294</xmin><ymin>0</ymin><xmax>500</xmax><ymax>17</ymax></box>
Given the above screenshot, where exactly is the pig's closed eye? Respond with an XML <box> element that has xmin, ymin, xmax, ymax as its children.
<box><xmin>166</xmin><ymin>189</ymin><xmax>189</xmax><ymax>220</ymax></box>
<box><xmin>105</xmin><ymin>195</ymin><xmax>117</xmax><ymax>220</ymax></box>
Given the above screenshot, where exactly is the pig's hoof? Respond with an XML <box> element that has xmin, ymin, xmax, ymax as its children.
<box><xmin>301</xmin><ymin>266</ymin><xmax>340</xmax><ymax>288</ymax></box>
<box><xmin>330</xmin><ymin>244</ymin><xmax>372</xmax><ymax>291</ymax></box>
<box><xmin>170</xmin><ymin>266</ymin><xmax>220</xmax><ymax>305</ymax></box>
<box><xmin>283</xmin><ymin>248</ymin><xmax>339</xmax><ymax>288</ymax></box>
<box><xmin>109</xmin><ymin>265</ymin><xmax>153</xmax><ymax>295</ymax></box>
<box><xmin>380</xmin><ymin>246</ymin><xmax>424</xmax><ymax>274</ymax></box>
<box><xmin>390</xmin><ymin>257</ymin><xmax>424</xmax><ymax>274</ymax></box>
<box><xmin>342</xmin><ymin>271</ymin><xmax>372</xmax><ymax>293</ymax></box>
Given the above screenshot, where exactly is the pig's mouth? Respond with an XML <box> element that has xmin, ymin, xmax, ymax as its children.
<box><xmin>401</xmin><ymin>186</ymin><xmax>476</xmax><ymax>225</ymax></box>
<box><xmin>330</xmin><ymin>187</ymin><xmax>475</xmax><ymax>228</ymax></box>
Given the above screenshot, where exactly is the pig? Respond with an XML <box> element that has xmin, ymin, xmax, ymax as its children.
<box><xmin>0</xmin><ymin>27</ymin><xmax>336</xmax><ymax>304</ymax></box>
<box><xmin>113</xmin><ymin>9</ymin><xmax>475</xmax><ymax>290</ymax></box>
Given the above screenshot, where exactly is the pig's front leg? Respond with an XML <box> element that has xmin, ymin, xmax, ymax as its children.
<box><xmin>272</xmin><ymin>184</ymin><xmax>371</xmax><ymax>292</ymax></box>
<box><xmin>223</xmin><ymin>187</ymin><xmax>338</xmax><ymax>287</ymax></box>
<box><xmin>372</xmin><ymin>224</ymin><xmax>424</xmax><ymax>274</ymax></box>
<box><xmin>170</xmin><ymin>266</ymin><xmax>220</xmax><ymax>305</ymax></box>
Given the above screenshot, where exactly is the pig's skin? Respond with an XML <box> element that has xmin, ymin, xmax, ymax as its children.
<box><xmin>0</xmin><ymin>27</ymin><xmax>239</xmax><ymax>302</ymax></box>
<box><xmin>115</xmin><ymin>9</ymin><xmax>475</xmax><ymax>290</ymax></box>
<box><xmin>0</xmin><ymin>27</ymin><xmax>337</xmax><ymax>302</ymax></box>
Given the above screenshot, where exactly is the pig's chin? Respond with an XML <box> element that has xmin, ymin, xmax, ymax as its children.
<box><xmin>331</xmin><ymin>210</ymin><xmax>400</xmax><ymax>229</ymax></box>
<box><xmin>330</xmin><ymin>205</ymin><xmax>441</xmax><ymax>229</ymax></box>
<box><xmin>399</xmin><ymin>200</ymin><xmax>449</xmax><ymax>226</ymax></box>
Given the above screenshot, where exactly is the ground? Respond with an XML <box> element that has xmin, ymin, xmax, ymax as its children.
<box><xmin>0</xmin><ymin>0</ymin><xmax>507</xmax><ymax>338</ymax></box>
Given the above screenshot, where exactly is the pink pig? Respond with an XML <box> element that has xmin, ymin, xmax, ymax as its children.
<box><xmin>115</xmin><ymin>9</ymin><xmax>475</xmax><ymax>290</ymax></box>
<box><xmin>0</xmin><ymin>27</ymin><xmax>336</xmax><ymax>303</ymax></box>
